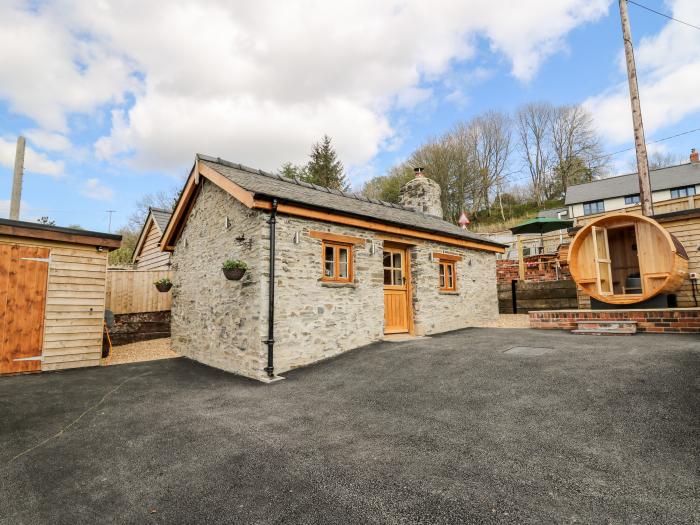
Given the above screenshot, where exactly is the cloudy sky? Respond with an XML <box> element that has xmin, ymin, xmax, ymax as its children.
<box><xmin>0</xmin><ymin>0</ymin><xmax>698</xmax><ymax>231</ymax></box>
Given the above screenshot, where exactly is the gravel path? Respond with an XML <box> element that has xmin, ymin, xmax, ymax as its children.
<box><xmin>102</xmin><ymin>337</ymin><xmax>178</xmax><ymax>366</ymax></box>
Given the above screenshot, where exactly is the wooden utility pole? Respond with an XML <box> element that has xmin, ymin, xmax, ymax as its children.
<box><xmin>10</xmin><ymin>136</ymin><xmax>26</xmax><ymax>220</ymax></box>
<box><xmin>618</xmin><ymin>0</ymin><xmax>653</xmax><ymax>216</ymax></box>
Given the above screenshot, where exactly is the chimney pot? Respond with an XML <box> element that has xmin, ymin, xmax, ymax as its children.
<box><xmin>413</xmin><ymin>167</ymin><xmax>425</xmax><ymax>178</ymax></box>
<box><xmin>690</xmin><ymin>148</ymin><xmax>699</xmax><ymax>164</ymax></box>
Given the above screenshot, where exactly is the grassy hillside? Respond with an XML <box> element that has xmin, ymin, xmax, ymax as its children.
<box><xmin>468</xmin><ymin>199</ymin><xmax>565</xmax><ymax>233</ymax></box>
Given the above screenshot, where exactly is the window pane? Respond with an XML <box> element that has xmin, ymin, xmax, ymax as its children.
<box><xmin>688</xmin><ymin>186</ymin><xmax>696</xmax><ymax>196</ymax></box>
<box><xmin>439</xmin><ymin>264</ymin><xmax>445</xmax><ymax>288</ymax></box>
<box><xmin>384</xmin><ymin>269</ymin><xmax>392</xmax><ymax>285</ymax></box>
<box><xmin>383</xmin><ymin>252</ymin><xmax>391</xmax><ymax>268</ymax></box>
<box><xmin>671</xmin><ymin>189</ymin><xmax>679</xmax><ymax>199</ymax></box>
<box><xmin>393</xmin><ymin>269</ymin><xmax>402</xmax><ymax>285</ymax></box>
<box><xmin>392</xmin><ymin>252</ymin><xmax>401</xmax><ymax>269</ymax></box>
<box><xmin>324</xmin><ymin>246</ymin><xmax>334</xmax><ymax>277</ymax></box>
<box><xmin>339</xmin><ymin>248</ymin><xmax>348</xmax><ymax>278</ymax></box>
<box><xmin>447</xmin><ymin>264</ymin><xmax>454</xmax><ymax>288</ymax></box>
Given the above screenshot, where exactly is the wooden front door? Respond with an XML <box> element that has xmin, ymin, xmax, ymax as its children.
<box><xmin>0</xmin><ymin>244</ymin><xmax>50</xmax><ymax>374</ymax></box>
<box><xmin>383</xmin><ymin>247</ymin><xmax>410</xmax><ymax>334</ymax></box>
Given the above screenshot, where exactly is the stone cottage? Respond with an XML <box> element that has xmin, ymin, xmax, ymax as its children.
<box><xmin>160</xmin><ymin>154</ymin><xmax>505</xmax><ymax>381</ymax></box>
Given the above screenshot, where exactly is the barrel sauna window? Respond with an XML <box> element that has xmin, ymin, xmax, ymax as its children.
<box><xmin>569</xmin><ymin>213</ymin><xmax>688</xmax><ymax>305</ymax></box>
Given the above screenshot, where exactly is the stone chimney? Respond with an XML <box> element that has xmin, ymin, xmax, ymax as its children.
<box><xmin>690</xmin><ymin>148</ymin><xmax>699</xmax><ymax>164</ymax></box>
<box><xmin>399</xmin><ymin>167</ymin><xmax>443</xmax><ymax>218</ymax></box>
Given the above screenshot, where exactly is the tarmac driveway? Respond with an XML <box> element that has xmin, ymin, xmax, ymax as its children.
<box><xmin>1</xmin><ymin>328</ymin><xmax>698</xmax><ymax>524</ymax></box>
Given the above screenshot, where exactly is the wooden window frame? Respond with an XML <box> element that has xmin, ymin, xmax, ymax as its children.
<box><xmin>321</xmin><ymin>241</ymin><xmax>353</xmax><ymax>283</ymax></box>
<box><xmin>438</xmin><ymin>260</ymin><xmax>457</xmax><ymax>291</ymax></box>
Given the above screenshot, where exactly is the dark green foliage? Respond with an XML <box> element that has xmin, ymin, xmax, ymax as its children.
<box><xmin>303</xmin><ymin>135</ymin><xmax>349</xmax><ymax>191</ymax></box>
<box><xmin>361</xmin><ymin>164</ymin><xmax>414</xmax><ymax>203</ymax></box>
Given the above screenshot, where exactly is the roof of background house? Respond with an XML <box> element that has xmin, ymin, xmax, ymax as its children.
<box><xmin>149</xmin><ymin>208</ymin><xmax>173</xmax><ymax>233</ymax></box>
<box><xmin>537</xmin><ymin>207</ymin><xmax>568</xmax><ymax>219</ymax></box>
<box><xmin>197</xmin><ymin>155</ymin><xmax>504</xmax><ymax>248</ymax></box>
<box><xmin>565</xmin><ymin>162</ymin><xmax>700</xmax><ymax>205</ymax></box>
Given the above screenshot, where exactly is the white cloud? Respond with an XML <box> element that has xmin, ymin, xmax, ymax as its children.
<box><xmin>0</xmin><ymin>0</ymin><xmax>608</xmax><ymax>177</ymax></box>
<box><xmin>0</xmin><ymin>137</ymin><xmax>64</xmax><ymax>177</ymax></box>
<box><xmin>80</xmin><ymin>178</ymin><xmax>114</xmax><ymax>201</ymax></box>
<box><xmin>24</xmin><ymin>130</ymin><xmax>72</xmax><ymax>152</ymax></box>
<box><xmin>585</xmin><ymin>0</ymin><xmax>700</xmax><ymax>144</ymax></box>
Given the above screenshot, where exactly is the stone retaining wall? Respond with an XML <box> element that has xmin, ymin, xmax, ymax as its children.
<box><xmin>108</xmin><ymin>311</ymin><xmax>171</xmax><ymax>346</ymax></box>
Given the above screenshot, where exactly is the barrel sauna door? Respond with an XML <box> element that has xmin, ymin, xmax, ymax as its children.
<box><xmin>383</xmin><ymin>247</ymin><xmax>409</xmax><ymax>334</ymax></box>
<box><xmin>0</xmin><ymin>244</ymin><xmax>50</xmax><ymax>374</ymax></box>
<box><xmin>591</xmin><ymin>226</ymin><xmax>613</xmax><ymax>296</ymax></box>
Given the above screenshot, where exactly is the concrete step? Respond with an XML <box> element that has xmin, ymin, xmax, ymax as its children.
<box><xmin>571</xmin><ymin>328</ymin><xmax>635</xmax><ymax>336</ymax></box>
<box><xmin>574</xmin><ymin>319</ymin><xmax>637</xmax><ymax>333</ymax></box>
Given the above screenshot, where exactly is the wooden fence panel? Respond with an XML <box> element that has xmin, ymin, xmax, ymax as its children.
<box><xmin>105</xmin><ymin>270</ymin><xmax>172</xmax><ymax>314</ymax></box>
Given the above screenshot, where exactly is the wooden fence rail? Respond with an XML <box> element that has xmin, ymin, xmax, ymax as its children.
<box><xmin>105</xmin><ymin>270</ymin><xmax>173</xmax><ymax>314</ymax></box>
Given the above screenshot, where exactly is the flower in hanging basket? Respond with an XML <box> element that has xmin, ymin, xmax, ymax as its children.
<box><xmin>154</xmin><ymin>277</ymin><xmax>173</xmax><ymax>292</ymax></box>
<box><xmin>222</xmin><ymin>259</ymin><xmax>248</xmax><ymax>280</ymax></box>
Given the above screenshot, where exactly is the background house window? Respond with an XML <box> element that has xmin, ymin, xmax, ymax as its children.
<box><xmin>624</xmin><ymin>195</ymin><xmax>640</xmax><ymax>205</ymax></box>
<box><xmin>583</xmin><ymin>200</ymin><xmax>605</xmax><ymax>215</ymax></box>
<box><xmin>438</xmin><ymin>261</ymin><xmax>456</xmax><ymax>291</ymax></box>
<box><xmin>670</xmin><ymin>186</ymin><xmax>696</xmax><ymax>199</ymax></box>
<box><xmin>322</xmin><ymin>242</ymin><xmax>352</xmax><ymax>282</ymax></box>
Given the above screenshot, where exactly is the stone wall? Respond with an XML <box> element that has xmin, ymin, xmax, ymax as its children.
<box><xmin>267</xmin><ymin>216</ymin><xmax>385</xmax><ymax>374</ymax></box>
<box><xmin>170</xmin><ymin>180</ymin><xmax>268</xmax><ymax>380</ymax></box>
<box><xmin>411</xmin><ymin>242</ymin><xmax>498</xmax><ymax>335</ymax></box>
<box><xmin>170</xmin><ymin>180</ymin><xmax>500</xmax><ymax>380</ymax></box>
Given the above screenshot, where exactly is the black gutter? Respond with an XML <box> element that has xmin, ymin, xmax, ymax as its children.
<box><xmin>264</xmin><ymin>199</ymin><xmax>278</xmax><ymax>378</ymax></box>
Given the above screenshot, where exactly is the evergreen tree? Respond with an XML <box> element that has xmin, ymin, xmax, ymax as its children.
<box><xmin>278</xmin><ymin>162</ymin><xmax>308</xmax><ymax>180</ymax></box>
<box><xmin>304</xmin><ymin>135</ymin><xmax>349</xmax><ymax>191</ymax></box>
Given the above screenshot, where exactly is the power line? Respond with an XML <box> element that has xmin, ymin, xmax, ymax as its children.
<box><xmin>627</xmin><ymin>0</ymin><xmax>700</xmax><ymax>31</ymax></box>
<box><xmin>594</xmin><ymin>126</ymin><xmax>700</xmax><ymax>161</ymax></box>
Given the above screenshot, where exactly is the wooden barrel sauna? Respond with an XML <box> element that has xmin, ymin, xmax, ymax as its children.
<box><xmin>568</xmin><ymin>213</ymin><xmax>688</xmax><ymax>305</ymax></box>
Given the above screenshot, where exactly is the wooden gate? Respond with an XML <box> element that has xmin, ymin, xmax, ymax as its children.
<box><xmin>0</xmin><ymin>244</ymin><xmax>50</xmax><ymax>374</ymax></box>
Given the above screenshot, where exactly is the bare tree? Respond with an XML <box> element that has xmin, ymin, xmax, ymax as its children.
<box><xmin>644</xmin><ymin>151</ymin><xmax>685</xmax><ymax>170</ymax></box>
<box><xmin>516</xmin><ymin>102</ymin><xmax>554</xmax><ymax>206</ymax></box>
<box><xmin>550</xmin><ymin>105</ymin><xmax>606</xmax><ymax>196</ymax></box>
<box><xmin>465</xmin><ymin>111</ymin><xmax>512</xmax><ymax>219</ymax></box>
<box><xmin>127</xmin><ymin>188</ymin><xmax>180</xmax><ymax>232</ymax></box>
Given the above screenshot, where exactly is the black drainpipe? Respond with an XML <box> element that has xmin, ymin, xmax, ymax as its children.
<box><xmin>264</xmin><ymin>199</ymin><xmax>278</xmax><ymax>378</ymax></box>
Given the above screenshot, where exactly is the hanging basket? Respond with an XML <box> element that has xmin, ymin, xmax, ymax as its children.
<box><xmin>223</xmin><ymin>268</ymin><xmax>246</xmax><ymax>281</ymax></box>
<box><xmin>155</xmin><ymin>282</ymin><xmax>172</xmax><ymax>293</ymax></box>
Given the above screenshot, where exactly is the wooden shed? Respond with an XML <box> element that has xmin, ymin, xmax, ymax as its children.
<box><xmin>568</xmin><ymin>213</ymin><xmax>688</xmax><ymax>305</ymax></box>
<box><xmin>0</xmin><ymin>219</ymin><xmax>121</xmax><ymax>374</ymax></box>
<box><xmin>132</xmin><ymin>207</ymin><xmax>172</xmax><ymax>270</ymax></box>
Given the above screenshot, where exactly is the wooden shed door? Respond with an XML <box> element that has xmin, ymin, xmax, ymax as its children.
<box><xmin>0</xmin><ymin>245</ymin><xmax>50</xmax><ymax>374</ymax></box>
<box><xmin>383</xmin><ymin>247</ymin><xmax>410</xmax><ymax>334</ymax></box>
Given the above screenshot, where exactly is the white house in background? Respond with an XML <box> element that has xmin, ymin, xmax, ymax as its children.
<box><xmin>565</xmin><ymin>149</ymin><xmax>700</xmax><ymax>220</ymax></box>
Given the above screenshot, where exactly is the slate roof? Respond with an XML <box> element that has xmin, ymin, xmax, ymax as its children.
<box><xmin>537</xmin><ymin>207</ymin><xmax>569</xmax><ymax>219</ymax></box>
<box><xmin>565</xmin><ymin>162</ymin><xmax>700</xmax><ymax>205</ymax></box>
<box><xmin>150</xmin><ymin>208</ymin><xmax>173</xmax><ymax>233</ymax></box>
<box><xmin>197</xmin><ymin>155</ymin><xmax>504</xmax><ymax>248</ymax></box>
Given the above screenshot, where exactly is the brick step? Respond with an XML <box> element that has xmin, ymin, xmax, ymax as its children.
<box><xmin>571</xmin><ymin>328</ymin><xmax>635</xmax><ymax>336</ymax></box>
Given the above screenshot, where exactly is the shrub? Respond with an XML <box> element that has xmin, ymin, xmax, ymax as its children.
<box><xmin>222</xmin><ymin>259</ymin><xmax>248</xmax><ymax>270</ymax></box>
